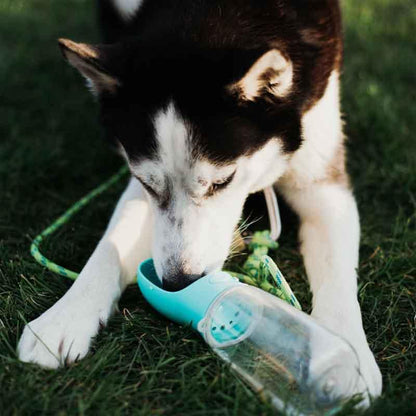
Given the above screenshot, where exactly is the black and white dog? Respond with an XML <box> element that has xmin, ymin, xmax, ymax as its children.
<box><xmin>18</xmin><ymin>0</ymin><xmax>382</xmax><ymax>404</ymax></box>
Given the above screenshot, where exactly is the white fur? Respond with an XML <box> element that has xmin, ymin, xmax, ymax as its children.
<box><xmin>153</xmin><ymin>103</ymin><xmax>190</xmax><ymax>172</ymax></box>
<box><xmin>112</xmin><ymin>0</ymin><xmax>143</xmax><ymax>20</ymax></box>
<box><xmin>18</xmin><ymin>179</ymin><xmax>152</xmax><ymax>367</ymax></box>
<box><xmin>18</xmin><ymin>70</ymin><xmax>382</xmax><ymax>404</ymax></box>
<box><xmin>284</xmin><ymin>71</ymin><xmax>343</xmax><ymax>186</ymax></box>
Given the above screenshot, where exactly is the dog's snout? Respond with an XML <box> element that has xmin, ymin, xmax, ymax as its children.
<box><xmin>162</xmin><ymin>271</ymin><xmax>204</xmax><ymax>291</ymax></box>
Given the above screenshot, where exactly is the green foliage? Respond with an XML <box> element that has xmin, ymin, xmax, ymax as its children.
<box><xmin>0</xmin><ymin>0</ymin><xmax>415</xmax><ymax>414</ymax></box>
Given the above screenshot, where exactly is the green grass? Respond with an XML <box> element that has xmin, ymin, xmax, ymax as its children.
<box><xmin>0</xmin><ymin>0</ymin><xmax>415</xmax><ymax>414</ymax></box>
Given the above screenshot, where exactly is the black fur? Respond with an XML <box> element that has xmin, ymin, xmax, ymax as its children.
<box><xmin>95</xmin><ymin>0</ymin><xmax>342</xmax><ymax>163</ymax></box>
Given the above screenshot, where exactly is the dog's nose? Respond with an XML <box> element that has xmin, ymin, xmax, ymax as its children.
<box><xmin>162</xmin><ymin>271</ymin><xmax>204</xmax><ymax>291</ymax></box>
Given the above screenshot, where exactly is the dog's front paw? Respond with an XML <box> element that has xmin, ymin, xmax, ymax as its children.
<box><xmin>18</xmin><ymin>302</ymin><xmax>102</xmax><ymax>369</ymax></box>
<box><xmin>353</xmin><ymin>341</ymin><xmax>383</xmax><ymax>403</ymax></box>
<box><xmin>311</xmin><ymin>317</ymin><xmax>382</xmax><ymax>407</ymax></box>
<box><xmin>308</xmin><ymin>328</ymin><xmax>382</xmax><ymax>410</ymax></box>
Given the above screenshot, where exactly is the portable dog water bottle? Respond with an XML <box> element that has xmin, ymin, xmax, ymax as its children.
<box><xmin>138</xmin><ymin>259</ymin><xmax>365</xmax><ymax>415</ymax></box>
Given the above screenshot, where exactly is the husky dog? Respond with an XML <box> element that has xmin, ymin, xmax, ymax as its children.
<box><xmin>18</xmin><ymin>0</ymin><xmax>382</xmax><ymax>404</ymax></box>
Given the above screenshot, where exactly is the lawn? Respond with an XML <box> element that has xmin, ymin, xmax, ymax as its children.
<box><xmin>0</xmin><ymin>0</ymin><xmax>415</xmax><ymax>414</ymax></box>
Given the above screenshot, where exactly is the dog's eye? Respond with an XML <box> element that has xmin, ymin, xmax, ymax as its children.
<box><xmin>135</xmin><ymin>177</ymin><xmax>158</xmax><ymax>199</ymax></box>
<box><xmin>208</xmin><ymin>171</ymin><xmax>236</xmax><ymax>196</ymax></box>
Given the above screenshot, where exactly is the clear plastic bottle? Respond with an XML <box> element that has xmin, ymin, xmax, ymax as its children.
<box><xmin>198</xmin><ymin>285</ymin><xmax>365</xmax><ymax>415</ymax></box>
<box><xmin>138</xmin><ymin>260</ymin><xmax>367</xmax><ymax>415</ymax></box>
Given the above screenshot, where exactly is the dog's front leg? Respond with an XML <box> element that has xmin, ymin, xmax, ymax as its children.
<box><xmin>279</xmin><ymin>180</ymin><xmax>382</xmax><ymax>403</ymax></box>
<box><xmin>18</xmin><ymin>178</ymin><xmax>152</xmax><ymax>368</ymax></box>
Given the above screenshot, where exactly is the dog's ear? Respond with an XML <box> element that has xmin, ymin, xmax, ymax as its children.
<box><xmin>228</xmin><ymin>49</ymin><xmax>293</xmax><ymax>102</ymax></box>
<box><xmin>58</xmin><ymin>38</ymin><xmax>121</xmax><ymax>95</ymax></box>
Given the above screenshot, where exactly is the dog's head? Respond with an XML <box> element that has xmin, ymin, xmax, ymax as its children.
<box><xmin>59</xmin><ymin>39</ymin><xmax>301</xmax><ymax>290</ymax></box>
